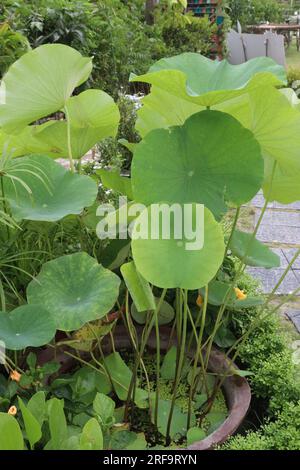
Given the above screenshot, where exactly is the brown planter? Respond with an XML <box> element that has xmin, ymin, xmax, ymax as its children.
<box><xmin>37</xmin><ymin>325</ymin><xmax>251</xmax><ymax>450</ymax></box>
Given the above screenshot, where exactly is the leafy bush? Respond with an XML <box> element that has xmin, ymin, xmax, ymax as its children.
<box><xmin>287</xmin><ymin>67</ymin><xmax>300</xmax><ymax>91</ymax></box>
<box><xmin>155</xmin><ymin>0</ymin><xmax>217</xmax><ymax>56</ymax></box>
<box><xmin>0</xmin><ymin>0</ymin><xmax>224</xmax><ymax>97</ymax></box>
<box><xmin>227</xmin><ymin>0</ymin><xmax>284</xmax><ymax>28</ymax></box>
<box><xmin>224</xmin><ymin>401</ymin><xmax>300</xmax><ymax>450</ymax></box>
<box><xmin>97</xmin><ymin>93</ymin><xmax>141</xmax><ymax>171</ymax></box>
<box><xmin>0</xmin><ymin>22</ymin><xmax>29</xmax><ymax>77</ymax></box>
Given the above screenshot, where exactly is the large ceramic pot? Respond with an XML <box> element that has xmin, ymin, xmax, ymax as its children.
<box><xmin>37</xmin><ymin>325</ymin><xmax>251</xmax><ymax>450</ymax></box>
<box><xmin>103</xmin><ymin>325</ymin><xmax>251</xmax><ymax>450</ymax></box>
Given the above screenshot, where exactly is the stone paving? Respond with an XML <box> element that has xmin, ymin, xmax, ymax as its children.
<box><xmin>246</xmin><ymin>191</ymin><xmax>300</xmax><ymax>332</ymax></box>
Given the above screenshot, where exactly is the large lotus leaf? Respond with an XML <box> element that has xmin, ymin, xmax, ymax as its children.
<box><xmin>0</xmin><ymin>305</ymin><xmax>56</xmax><ymax>350</ymax></box>
<box><xmin>65</xmin><ymin>89</ymin><xmax>119</xmax><ymax>131</ymax></box>
<box><xmin>131</xmin><ymin>53</ymin><xmax>286</xmax><ymax>136</ymax></box>
<box><xmin>132</xmin><ymin>110</ymin><xmax>263</xmax><ymax>219</ymax></box>
<box><xmin>0</xmin><ymin>44</ymin><xmax>92</xmax><ymax>132</ymax></box>
<box><xmin>218</xmin><ymin>87</ymin><xmax>300</xmax><ymax>203</ymax></box>
<box><xmin>131</xmin><ymin>205</ymin><xmax>225</xmax><ymax>289</ymax></box>
<box><xmin>1</xmin><ymin>90</ymin><xmax>120</xmax><ymax>160</ymax></box>
<box><xmin>27</xmin><ymin>252</ymin><xmax>121</xmax><ymax>331</ymax></box>
<box><xmin>0</xmin><ymin>127</ymin><xmax>40</xmax><ymax>158</ymax></box>
<box><xmin>230</xmin><ymin>229</ymin><xmax>280</xmax><ymax>268</ymax></box>
<box><xmin>3</xmin><ymin>155</ymin><xmax>97</xmax><ymax>221</ymax></box>
<box><xmin>18</xmin><ymin>121</ymin><xmax>114</xmax><ymax>160</ymax></box>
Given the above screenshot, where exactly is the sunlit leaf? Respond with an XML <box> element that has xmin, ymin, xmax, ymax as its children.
<box><xmin>132</xmin><ymin>205</ymin><xmax>225</xmax><ymax>289</ymax></box>
<box><xmin>0</xmin><ymin>44</ymin><xmax>92</xmax><ymax>132</ymax></box>
<box><xmin>132</xmin><ymin>111</ymin><xmax>263</xmax><ymax>218</ymax></box>
<box><xmin>131</xmin><ymin>53</ymin><xmax>286</xmax><ymax>136</ymax></box>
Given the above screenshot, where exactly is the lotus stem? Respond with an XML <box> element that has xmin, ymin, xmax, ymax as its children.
<box><xmin>166</xmin><ymin>289</ymin><xmax>188</xmax><ymax>445</ymax></box>
<box><xmin>64</xmin><ymin>106</ymin><xmax>75</xmax><ymax>173</ymax></box>
<box><xmin>187</xmin><ymin>285</ymin><xmax>208</xmax><ymax>429</ymax></box>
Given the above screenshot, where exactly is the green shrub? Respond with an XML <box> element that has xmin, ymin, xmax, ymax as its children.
<box><xmin>0</xmin><ymin>22</ymin><xmax>29</xmax><ymax>77</ymax></box>
<box><xmin>227</xmin><ymin>0</ymin><xmax>284</xmax><ymax>28</ymax></box>
<box><xmin>222</xmin><ymin>269</ymin><xmax>300</xmax><ymax>450</ymax></box>
<box><xmin>155</xmin><ymin>1</ymin><xmax>217</xmax><ymax>56</ymax></box>
<box><xmin>287</xmin><ymin>67</ymin><xmax>300</xmax><ymax>91</ymax></box>
<box><xmin>230</xmin><ymin>278</ymin><xmax>300</xmax><ymax>414</ymax></box>
<box><xmin>97</xmin><ymin>93</ymin><xmax>140</xmax><ymax>171</ymax></box>
<box><xmin>224</xmin><ymin>401</ymin><xmax>300</xmax><ymax>450</ymax></box>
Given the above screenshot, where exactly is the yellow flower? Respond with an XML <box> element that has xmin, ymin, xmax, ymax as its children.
<box><xmin>196</xmin><ymin>295</ymin><xmax>203</xmax><ymax>307</ymax></box>
<box><xmin>10</xmin><ymin>370</ymin><xmax>21</xmax><ymax>382</ymax></box>
<box><xmin>234</xmin><ymin>287</ymin><xmax>247</xmax><ymax>301</ymax></box>
<box><xmin>7</xmin><ymin>406</ymin><xmax>17</xmax><ymax>416</ymax></box>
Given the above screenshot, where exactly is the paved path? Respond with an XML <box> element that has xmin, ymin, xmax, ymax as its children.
<box><xmin>246</xmin><ymin>192</ymin><xmax>300</xmax><ymax>332</ymax></box>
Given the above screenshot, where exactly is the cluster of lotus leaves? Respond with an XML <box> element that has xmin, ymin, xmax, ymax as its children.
<box><xmin>0</xmin><ymin>253</ymin><xmax>121</xmax><ymax>349</ymax></box>
<box><xmin>131</xmin><ymin>52</ymin><xmax>300</xmax><ymax>204</ymax></box>
<box><xmin>0</xmin><ymin>47</ymin><xmax>291</xmax><ymax>348</ymax></box>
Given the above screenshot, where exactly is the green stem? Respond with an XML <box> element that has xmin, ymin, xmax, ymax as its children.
<box><xmin>154</xmin><ymin>302</ymin><xmax>160</xmax><ymax>427</ymax></box>
<box><xmin>187</xmin><ymin>285</ymin><xmax>208</xmax><ymax>429</ymax></box>
<box><xmin>124</xmin><ymin>289</ymin><xmax>167</xmax><ymax>421</ymax></box>
<box><xmin>64</xmin><ymin>107</ymin><xmax>75</xmax><ymax>173</ymax></box>
<box><xmin>204</xmin><ymin>162</ymin><xmax>277</xmax><ymax>368</ymax></box>
<box><xmin>166</xmin><ymin>289</ymin><xmax>188</xmax><ymax>445</ymax></box>
<box><xmin>1</xmin><ymin>175</ymin><xmax>10</xmax><ymax>240</ymax></box>
<box><xmin>224</xmin><ymin>206</ymin><xmax>241</xmax><ymax>259</ymax></box>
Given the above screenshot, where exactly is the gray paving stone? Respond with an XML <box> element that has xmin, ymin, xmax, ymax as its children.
<box><xmin>256</xmin><ymin>225</ymin><xmax>300</xmax><ymax>245</ymax></box>
<box><xmin>246</xmin><ymin>267</ymin><xmax>299</xmax><ymax>294</ymax></box>
<box><xmin>284</xmin><ymin>248</ymin><xmax>300</xmax><ymax>269</ymax></box>
<box><xmin>274</xmin><ymin>201</ymin><xmax>300</xmax><ymax>210</ymax></box>
<box><xmin>251</xmin><ymin>194</ymin><xmax>269</xmax><ymax>208</ymax></box>
<box><xmin>271</xmin><ymin>248</ymin><xmax>289</xmax><ymax>268</ymax></box>
<box><xmin>255</xmin><ymin>210</ymin><xmax>300</xmax><ymax>227</ymax></box>
<box><xmin>294</xmin><ymin>270</ymin><xmax>300</xmax><ymax>284</ymax></box>
<box><xmin>286</xmin><ymin>309</ymin><xmax>300</xmax><ymax>333</ymax></box>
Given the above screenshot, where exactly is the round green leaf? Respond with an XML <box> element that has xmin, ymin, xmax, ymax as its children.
<box><xmin>10</xmin><ymin>90</ymin><xmax>120</xmax><ymax>160</ymax></box>
<box><xmin>65</xmin><ymin>89</ymin><xmax>119</xmax><ymax>130</ymax></box>
<box><xmin>0</xmin><ymin>88</ymin><xmax>120</xmax><ymax>160</ymax></box>
<box><xmin>0</xmin><ymin>305</ymin><xmax>56</xmax><ymax>350</ymax></box>
<box><xmin>0</xmin><ymin>44</ymin><xmax>92</xmax><ymax>132</ymax></box>
<box><xmin>219</xmin><ymin>87</ymin><xmax>300</xmax><ymax>203</ymax></box>
<box><xmin>131</xmin><ymin>53</ymin><xmax>286</xmax><ymax>137</ymax></box>
<box><xmin>131</xmin><ymin>205</ymin><xmax>225</xmax><ymax>289</ymax></box>
<box><xmin>4</xmin><ymin>155</ymin><xmax>97</xmax><ymax>221</ymax></box>
<box><xmin>0</xmin><ymin>413</ymin><xmax>24</xmax><ymax>450</ymax></box>
<box><xmin>132</xmin><ymin>111</ymin><xmax>263</xmax><ymax>219</ymax></box>
<box><xmin>27</xmin><ymin>253</ymin><xmax>121</xmax><ymax>331</ymax></box>
<box><xmin>131</xmin><ymin>297</ymin><xmax>175</xmax><ymax>325</ymax></box>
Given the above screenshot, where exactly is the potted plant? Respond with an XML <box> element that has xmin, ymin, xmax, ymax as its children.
<box><xmin>0</xmin><ymin>45</ymin><xmax>299</xmax><ymax>450</ymax></box>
